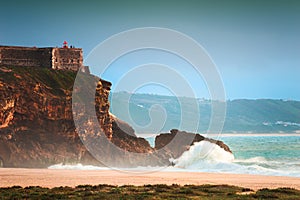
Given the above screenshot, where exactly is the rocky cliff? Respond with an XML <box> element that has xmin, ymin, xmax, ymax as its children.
<box><xmin>0</xmin><ymin>66</ymin><xmax>154</xmax><ymax>167</ymax></box>
<box><xmin>0</xmin><ymin>66</ymin><xmax>231</xmax><ymax>168</ymax></box>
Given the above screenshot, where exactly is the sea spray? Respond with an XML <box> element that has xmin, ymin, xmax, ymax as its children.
<box><xmin>48</xmin><ymin>163</ymin><xmax>109</xmax><ymax>170</ymax></box>
<box><xmin>172</xmin><ymin>141</ymin><xmax>234</xmax><ymax>169</ymax></box>
<box><xmin>48</xmin><ymin>136</ymin><xmax>300</xmax><ymax>177</ymax></box>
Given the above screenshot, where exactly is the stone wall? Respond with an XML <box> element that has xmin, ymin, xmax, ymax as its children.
<box><xmin>0</xmin><ymin>46</ymin><xmax>83</xmax><ymax>71</ymax></box>
<box><xmin>0</xmin><ymin>46</ymin><xmax>52</xmax><ymax>68</ymax></box>
<box><xmin>52</xmin><ymin>48</ymin><xmax>83</xmax><ymax>71</ymax></box>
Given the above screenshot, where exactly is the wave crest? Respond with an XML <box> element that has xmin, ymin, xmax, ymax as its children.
<box><xmin>171</xmin><ymin>141</ymin><xmax>234</xmax><ymax>169</ymax></box>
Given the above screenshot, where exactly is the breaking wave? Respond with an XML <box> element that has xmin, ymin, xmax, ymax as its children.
<box><xmin>170</xmin><ymin>141</ymin><xmax>300</xmax><ymax>177</ymax></box>
<box><xmin>48</xmin><ymin>140</ymin><xmax>300</xmax><ymax>177</ymax></box>
<box><xmin>171</xmin><ymin>141</ymin><xmax>234</xmax><ymax>168</ymax></box>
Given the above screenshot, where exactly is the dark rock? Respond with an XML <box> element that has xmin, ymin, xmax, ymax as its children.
<box><xmin>155</xmin><ymin>129</ymin><xmax>231</xmax><ymax>159</ymax></box>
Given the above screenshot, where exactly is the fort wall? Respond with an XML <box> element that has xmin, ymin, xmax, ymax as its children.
<box><xmin>0</xmin><ymin>45</ymin><xmax>84</xmax><ymax>71</ymax></box>
<box><xmin>52</xmin><ymin>48</ymin><xmax>83</xmax><ymax>71</ymax></box>
<box><xmin>0</xmin><ymin>46</ymin><xmax>53</xmax><ymax>68</ymax></box>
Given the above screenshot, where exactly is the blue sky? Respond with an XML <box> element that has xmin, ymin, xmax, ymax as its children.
<box><xmin>1</xmin><ymin>0</ymin><xmax>300</xmax><ymax>100</ymax></box>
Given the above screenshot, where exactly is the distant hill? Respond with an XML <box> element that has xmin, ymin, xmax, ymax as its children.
<box><xmin>109</xmin><ymin>92</ymin><xmax>300</xmax><ymax>133</ymax></box>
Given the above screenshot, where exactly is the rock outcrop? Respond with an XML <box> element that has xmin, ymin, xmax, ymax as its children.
<box><xmin>155</xmin><ymin>129</ymin><xmax>231</xmax><ymax>159</ymax></box>
<box><xmin>0</xmin><ymin>66</ymin><xmax>232</xmax><ymax>168</ymax></box>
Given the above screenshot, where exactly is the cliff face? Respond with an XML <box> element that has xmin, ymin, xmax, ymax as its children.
<box><xmin>0</xmin><ymin>66</ymin><xmax>232</xmax><ymax>168</ymax></box>
<box><xmin>0</xmin><ymin>67</ymin><xmax>90</xmax><ymax>167</ymax></box>
<box><xmin>0</xmin><ymin>66</ymin><xmax>154</xmax><ymax>167</ymax></box>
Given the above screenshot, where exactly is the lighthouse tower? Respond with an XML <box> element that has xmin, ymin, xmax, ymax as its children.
<box><xmin>63</xmin><ymin>41</ymin><xmax>68</xmax><ymax>48</ymax></box>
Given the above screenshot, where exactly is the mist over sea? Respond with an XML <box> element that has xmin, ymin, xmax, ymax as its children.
<box><xmin>49</xmin><ymin>134</ymin><xmax>300</xmax><ymax>178</ymax></box>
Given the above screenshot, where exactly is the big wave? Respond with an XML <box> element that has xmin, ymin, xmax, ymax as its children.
<box><xmin>170</xmin><ymin>141</ymin><xmax>300</xmax><ymax>177</ymax></box>
<box><xmin>48</xmin><ymin>140</ymin><xmax>300</xmax><ymax>177</ymax></box>
<box><xmin>171</xmin><ymin>141</ymin><xmax>234</xmax><ymax>169</ymax></box>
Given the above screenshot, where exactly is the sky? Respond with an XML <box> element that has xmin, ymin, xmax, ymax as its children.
<box><xmin>1</xmin><ymin>0</ymin><xmax>300</xmax><ymax>100</ymax></box>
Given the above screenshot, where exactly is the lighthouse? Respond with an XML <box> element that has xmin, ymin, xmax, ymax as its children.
<box><xmin>63</xmin><ymin>41</ymin><xmax>68</xmax><ymax>48</ymax></box>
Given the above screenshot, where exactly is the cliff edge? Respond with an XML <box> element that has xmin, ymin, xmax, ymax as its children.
<box><xmin>0</xmin><ymin>66</ymin><xmax>231</xmax><ymax>168</ymax></box>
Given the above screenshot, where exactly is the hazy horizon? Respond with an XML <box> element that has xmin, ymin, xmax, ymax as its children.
<box><xmin>111</xmin><ymin>90</ymin><xmax>300</xmax><ymax>101</ymax></box>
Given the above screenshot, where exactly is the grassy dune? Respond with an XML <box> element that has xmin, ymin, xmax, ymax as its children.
<box><xmin>0</xmin><ymin>184</ymin><xmax>299</xmax><ymax>199</ymax></box>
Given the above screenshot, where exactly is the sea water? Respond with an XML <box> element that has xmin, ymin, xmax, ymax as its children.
<box><xmin>144</xmin><ymin>134</ymin><xmax>300</xmax><ymax>177</ymax></box>
<box><xmin>220</xmin><ymin>135</ymin><xmax>300</xmax><ymax>177</ymax></box>
<box><xmin>49</xmin><ymin>135</ymin><xmax>300</xmax><ymax>177</ymax></box>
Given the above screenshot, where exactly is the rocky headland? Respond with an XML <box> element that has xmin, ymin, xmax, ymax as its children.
<box><xmin>0</xmin><ymin>66</ymin><xmax>231</xmax><ymax>168</ymax></box>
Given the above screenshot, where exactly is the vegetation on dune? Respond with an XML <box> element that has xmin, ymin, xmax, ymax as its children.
<box><xmin>0</xmin><ymin>184</ymin><xmax>299</xmax><ymax>199</ymax></box>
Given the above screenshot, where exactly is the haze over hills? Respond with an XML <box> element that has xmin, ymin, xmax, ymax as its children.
<box><xmin>110</xmin><ymin>92</ymin><xmax>300</xmax><ymax>134</ymax></box>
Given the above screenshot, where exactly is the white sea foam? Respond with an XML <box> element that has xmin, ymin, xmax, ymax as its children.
<box><xmin>48</xmin><ymin>163</ymin><xmax>109</xmax><ymax>170</ymax></box>
<box><xmin>47</xmin><ymin>160</ymin><xmax>300</xmax><ymax>177</ymax></box>
<box><xmin>48</xmin><ymin>138</ymin><xmax>300</xmax><ymax>177</ymax></box>
<box><xmin>169</xmin><ymin>141</ymin><xmax>300</xmax><ymax>177</ymax></box>
<box><xmin>171</xmin><ymin>141</ymin><xmax>234</xmax><ymax>169</ymax></box>
<box><xmin>234</xmin><ymin>156</ymin><xmax>268</xmax><ymax>164</ymax></box>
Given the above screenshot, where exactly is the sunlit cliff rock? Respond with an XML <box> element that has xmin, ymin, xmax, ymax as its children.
<box><xmin>0</xmin><ymin>66</ymin><xmax>231</xmax><ymax>168</ymax></box>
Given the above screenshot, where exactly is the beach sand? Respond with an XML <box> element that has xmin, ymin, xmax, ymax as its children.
<box><xmin>0</xmin><ymin>168</ymin><xmax>299</xmax><ymax>191</ymax></box>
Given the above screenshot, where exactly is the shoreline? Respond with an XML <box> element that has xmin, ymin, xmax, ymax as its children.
<box><xmin>137</xmin><ymin>133</ymin><xmax>300</xmax><ymax>138</ymax></box>
<box><xmin>0</xmin><ymin>168</ymin><xmax>299</xmax><ymax>191</ymax></box>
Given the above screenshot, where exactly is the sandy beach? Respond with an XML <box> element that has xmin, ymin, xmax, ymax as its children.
<box><xmin>0</xmin><ymin>168</ymin><xmax>299</xmax><ymax>191</ymax></box>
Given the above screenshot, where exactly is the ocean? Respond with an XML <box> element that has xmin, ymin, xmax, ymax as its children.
<box><xmin>144</xmin><ymin>134</ymin><xmax>300</xmax><ymax>177</ymax></box>
<box><xmin>220</xmin><ymin>134</ymin><xmax>300</xmax><ymax>177</ymax></box>
<box><xmin>49</xmin><ymin>134</ymin><xmax>300</xmax><ymax>178</ymax></box>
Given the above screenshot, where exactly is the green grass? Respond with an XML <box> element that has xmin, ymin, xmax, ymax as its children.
<box><xmin>0</xmin><ymin>184</ymin><xmax>299</xmax><ymax>199</ymax></box>
<box><xmin>0</xmin><ymin>66</ymin><xmax>77</xmax><ymax>95</ymax></box>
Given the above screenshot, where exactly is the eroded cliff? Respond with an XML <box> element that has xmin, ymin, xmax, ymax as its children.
<box><xmin>0</xmin><ymin>66</ymin><xmax>232</xmax><ymax>168</ymax></box>
<box><xmin>0</xmin><ymin>66</ymin><xmax>155</xmax><ymax>167</ymax></box>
